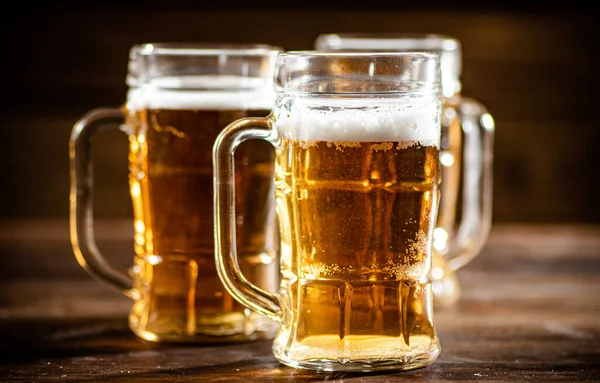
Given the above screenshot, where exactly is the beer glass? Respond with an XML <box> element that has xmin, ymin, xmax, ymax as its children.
<box><xmin>315</xmin><ymin>34</ymin><xmax>495</xmax><ymax>306</ymax></box>
<box><xmin>70</xmin><ymin>43</ymin><xmax>281</xmax><ymax>342</ymax></box>
<box><xmin>214</xmin><ymin>52</ymin><xmax>442</xmax><ymax>371</ymax></box>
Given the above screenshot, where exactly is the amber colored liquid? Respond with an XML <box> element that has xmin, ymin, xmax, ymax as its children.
<box><xmin>127</xmin><ymin>108</ymin><xmax>278</xmax><ymax>342</ymax></box>
<box><xmin>274</xmin><ymin>139</ymin><xmax>441</xmax><ymax>368</ymax></box>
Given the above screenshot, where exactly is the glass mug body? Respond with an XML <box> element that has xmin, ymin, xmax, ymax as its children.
<box><xmin>214</xmin><ymin>52</ymin><xmax>443</xmax><ymax>371</ymax></box>
<box><xmin>314</xmin><ymin>34</ymin><xmax>495</xmax><ymax>306</ymax></box>
<box><xmin>70</xmin><ymin>43</ymin><xmax>281</xmax><ymax>342</ymax></box>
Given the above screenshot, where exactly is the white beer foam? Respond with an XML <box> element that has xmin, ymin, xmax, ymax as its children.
<box><xmin>277</xmin><ymin>98</ymin><xmax>440</xmax><ymax>145</ymax></box>
<box><xmin>127</xmin><ymin>75</ymin><xmax>274</xmax><ymax>111</ymax></box>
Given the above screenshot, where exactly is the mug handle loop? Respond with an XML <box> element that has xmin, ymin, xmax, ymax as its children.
<box><xmin>69</xmin><ymin>107</ymin><xmax>137</xmax><ymax>298</ymax></box>
<box><xmin>213</xmin><ymin>116</ymin><xmax>281</xmax><ymax>322</ymax></box>
<box><xmin>446</xmin><ymin>99</ymin><xmax>495</xmax><ymax>271</ymax></box>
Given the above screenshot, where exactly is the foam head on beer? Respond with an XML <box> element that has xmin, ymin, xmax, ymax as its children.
<box><xmin>274</xmin><ymin>52</ymin><xmax>441</xmax><ymax>146</ymax></box>
<box><xmin>126</xmin><ymin>75</ymin><xmax>275</xmax><ymax>111</ymax></box>
<box><xmin>277</xmin><ymin>97</ymin><xmax>440</xmax><ymax>146</ymax></box>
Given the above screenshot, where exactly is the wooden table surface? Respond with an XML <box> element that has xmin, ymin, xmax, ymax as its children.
<box><xmin>0</xmin><ymin>222</ymin><xmax>599</xmax><ymax>382</ymax></box>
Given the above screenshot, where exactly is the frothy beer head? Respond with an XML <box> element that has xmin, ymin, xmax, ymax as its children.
<box><xmin>277</xmin><ymin>97</ymin><xmax>441</xmax><ymax>146</ymax></box>
<box><xmin>126</xmin><ymin>75</ymin><xmax>275</xmax><ymax>111</ymax></box>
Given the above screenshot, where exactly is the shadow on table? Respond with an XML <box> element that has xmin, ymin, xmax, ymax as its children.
<box><xmin>0</xmin><ymin>317</ymin><xmax>158</xmax><ymax>365</ymax></box>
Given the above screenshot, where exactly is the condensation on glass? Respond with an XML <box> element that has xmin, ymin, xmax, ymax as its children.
<box><xmin>69</xmin><ymin>43</ymin><xmax>282</xmax><ymax>342</ymax></box>
<box><xmin>315</xmin><ymin>34</ymin><xmax>495</xmax><ymax>306</ymax></box>
<box><xmin>214</xmin><ymin>52</ymin><xmax>443</xmax><ymax>371</ymax></box>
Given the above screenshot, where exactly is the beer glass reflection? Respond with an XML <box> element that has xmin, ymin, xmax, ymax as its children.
<box><xmin>70</xmin><ymin>43</ymin><xmax>281</xmax><ymax>342</ymax></box>
<box><xmin>214</xmin><ymin>52</ymin><xmax>442</xmax><ymax>371</ymax></box>
<box><xmin>315</xmin><ymin>34</ymin><xmax>495</xmax><ymax>306</ymax></box>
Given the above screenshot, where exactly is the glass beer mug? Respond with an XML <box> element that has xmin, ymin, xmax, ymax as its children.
<box><xmin>315</xmin><ymin>34</ymin><xmax>495</xmax><ymax>306</ymax></box>
<box><xmin>70</xmin><ymin>43</ymin><xmax>281</xmax><ymax>342</ymax></box>
<box><xmin>214</xmin><ymin>52</ymin><xmax>442</xmax><ymax>371</ymax></box>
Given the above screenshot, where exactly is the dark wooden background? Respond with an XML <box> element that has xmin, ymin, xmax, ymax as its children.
<box><xmin>1</xmin><ymin>1</ymin><xmax>598</xmax><ymax>223</ymax></box>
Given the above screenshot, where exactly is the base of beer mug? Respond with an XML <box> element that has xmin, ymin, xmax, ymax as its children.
<box><xmin>126</xmin><ymin>249</ymin><xmax>280</xmax><ymax>343</ymax></box>
<box><xmin>274</xmin><ymin>344</ymin><xmax>440</xmax><ymax>372</ymax></box>
<box><xmin>431</xmin><ymin>252</ymin><xmax>462</xmax><ymax>307</ymax></box>
<box><xmin>272</xmin><ymin>277</ymin><xmax>441</xmax><ymax>372</ymax></box>
<box><xmin>128</xmin><ymin>309</ymin><xmax>278</xmax><ymax>343</ymax></box>
<box><xmin>131</xmin><ymin>328</ymin><xmax>277</xmax><ymax>344</ymax></box>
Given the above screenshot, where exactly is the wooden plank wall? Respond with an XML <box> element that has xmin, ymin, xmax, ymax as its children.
<box><xmin>1</xmin><ymin>4</ymin><xmax>597</xmax><ymax>222</ymax></box>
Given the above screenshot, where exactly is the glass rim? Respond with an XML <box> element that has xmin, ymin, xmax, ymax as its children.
<box><xmin>274</xmin><ymin>90</ymin><xmax>441</xmax><ymax>97</ymax></box>
<box><xmin>131</xmin><ymin>42</ymin><xmax>283</xmax><ymax>57</ymax></box>
<box><xmin>277</xmin><ymin>50</ymin><xmax>440</xmax><ymax>59</ymax></box>
<box><xmin>275</xmin><ymin>50</ymin><xmax>441</xmax><ymax>95</ymax></box>
<box><xmin>316</xmin><ymin>33</ymin><xmax>460</xmax><ymax>52</ymax></box>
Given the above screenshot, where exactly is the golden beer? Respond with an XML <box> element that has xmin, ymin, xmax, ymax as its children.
<box><xmin>275</xmin><ymin>139</ymin><xmax>439</xmax><ymax>359</ymax></box>
<box><xmin>126</xmin><ymin>102</ymin><xmax>278</xmax><ymax>341</ymax></box>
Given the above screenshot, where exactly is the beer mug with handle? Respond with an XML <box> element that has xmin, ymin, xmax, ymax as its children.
<box><xmin>315</xmin><ymin>34</ymin><xmax>495</xmax><ymax>306</ymax></box>
<box><xmin>214</xmin><ymin>52</ymin><xmax>442</xmax><ymax>371</ymax></box>
<box><xmin>70</xmin><ymin>43</ymin><xmax>281</xmax><ymax>342</ymax></box>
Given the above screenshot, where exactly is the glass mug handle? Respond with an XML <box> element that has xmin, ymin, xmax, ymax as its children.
<box><xmin>446</xmin><ymin>99</ymin><xmax>495</xmax><ymax>271</ymax></box>
<box><xmin>69</xmin><ymin>107</ymin><xmax>137</xmax><ymax>298</ymax></box>
<box><xmin>213</xmin><ymin>117</ymin><xmax>281</xmax><ymax>322</ymax></box>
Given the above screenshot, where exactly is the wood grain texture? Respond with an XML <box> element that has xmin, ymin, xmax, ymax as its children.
<box><xmin>0</xmin><ymin>223</ymin><xmax>599</xmax><ymax>381</ymax></box>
